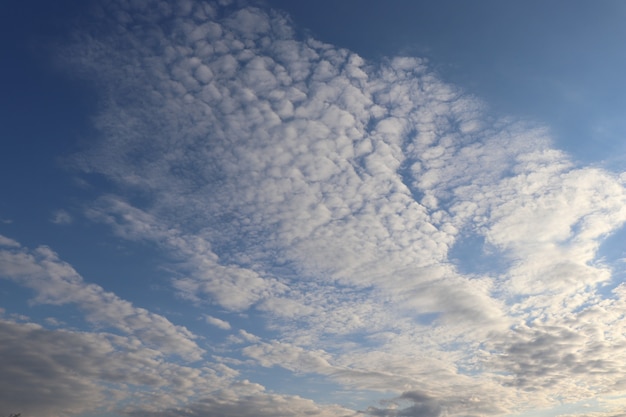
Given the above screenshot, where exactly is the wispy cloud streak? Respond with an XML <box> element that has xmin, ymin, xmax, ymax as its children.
<box><xmin>0</xmin><ymin>235</ymin><xmax>203</xmax><ymax>361</ymax></box>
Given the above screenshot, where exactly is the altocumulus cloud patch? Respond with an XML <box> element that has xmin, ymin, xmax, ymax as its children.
<box><xmin>2</xmin><ymin>0</ymin><xmax>626</xmax><ymax>416</ymax></box>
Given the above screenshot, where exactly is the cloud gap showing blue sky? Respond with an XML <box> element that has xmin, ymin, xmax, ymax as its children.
<box><xmin>1</xmin><ymin>1</ymin><xmax>626</xmax><ymax>416</ymax></box>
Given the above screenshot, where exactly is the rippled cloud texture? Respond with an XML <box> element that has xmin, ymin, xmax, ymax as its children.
<box><xmin>2</xmin><ymin>0</ymin><xmax>626</xmax><ymax>416</ymax></box>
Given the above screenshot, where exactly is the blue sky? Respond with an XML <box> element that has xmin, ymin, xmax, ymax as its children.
<box><xmin>2</xmin><ymin>1</ymin><xmax>626</xmax><ymax>416</ymax></box>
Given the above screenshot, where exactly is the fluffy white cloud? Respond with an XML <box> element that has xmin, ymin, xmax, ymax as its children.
<box><xmin>6</xmin><ymin>0</ymin><xmax>623</xmax><ymax>416</ymax></box>
<box><xmin>85</xmin><ymin>196</ymin><xmax>288</xmax><ymax>311</ymax></box>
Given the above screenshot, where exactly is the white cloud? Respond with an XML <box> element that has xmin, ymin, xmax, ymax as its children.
<box><xmin>0</xmin><ymin>234</ymin><xmax>20</xmax><ymax>248</ymax></box>
<box><xmin>85</xmin><ymin>195</ymin><xmax>288</xmax><ymax>312</ymax></box>
<box><xmin>205</xmin><ymin>314</ymin><xmax>231</xmax><ymax>330</ymax></box>
<box><xmin>40</xmin><ymin>0</ymin><xmax>626</xmax><ymax>415</ymax></box>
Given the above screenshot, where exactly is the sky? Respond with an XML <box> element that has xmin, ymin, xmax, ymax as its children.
<box><xmin>1</xmin><ymin>1</ymin><xmax>626</xmax><ymax>416</ymax></box>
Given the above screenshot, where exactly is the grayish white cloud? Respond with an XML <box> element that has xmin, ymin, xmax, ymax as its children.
<box><xmin>124</xmin><ymin>382</ymin><xmax>357</xmax><ymax>417</ymax></box>
<box><xmin>205</xmin><ymin>314</ymin><xmax>231</xmax><ymax>330</ymax></box>
<box><xmin>0</xmin><ymin>234</ymin><xmax>204</xmax><ymax>361</ymax></box>
<box><xmin>0</xmin><ymin>317</ymin><xmax>235</xmax><ymax>417</ymax></box>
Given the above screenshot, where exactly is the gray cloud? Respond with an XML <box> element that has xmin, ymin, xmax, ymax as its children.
<box><xmin>0</xmin><ymin>318</ymin><xmax>233</xmax><ymax>417</ymax></box>
<box><xmin>363</xmin><ymin>390</ymin><xmax>501</xmax><ymax>417</ymax></box>
<box><xmin>0</xmin><ymin>320</ymin><xmax>105</xmax><ymax>416</ymax></box>
<box><xmin>125</xmin><ymin>389</ymin><xmax>357</xmax><ymax>417</ymax></box>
